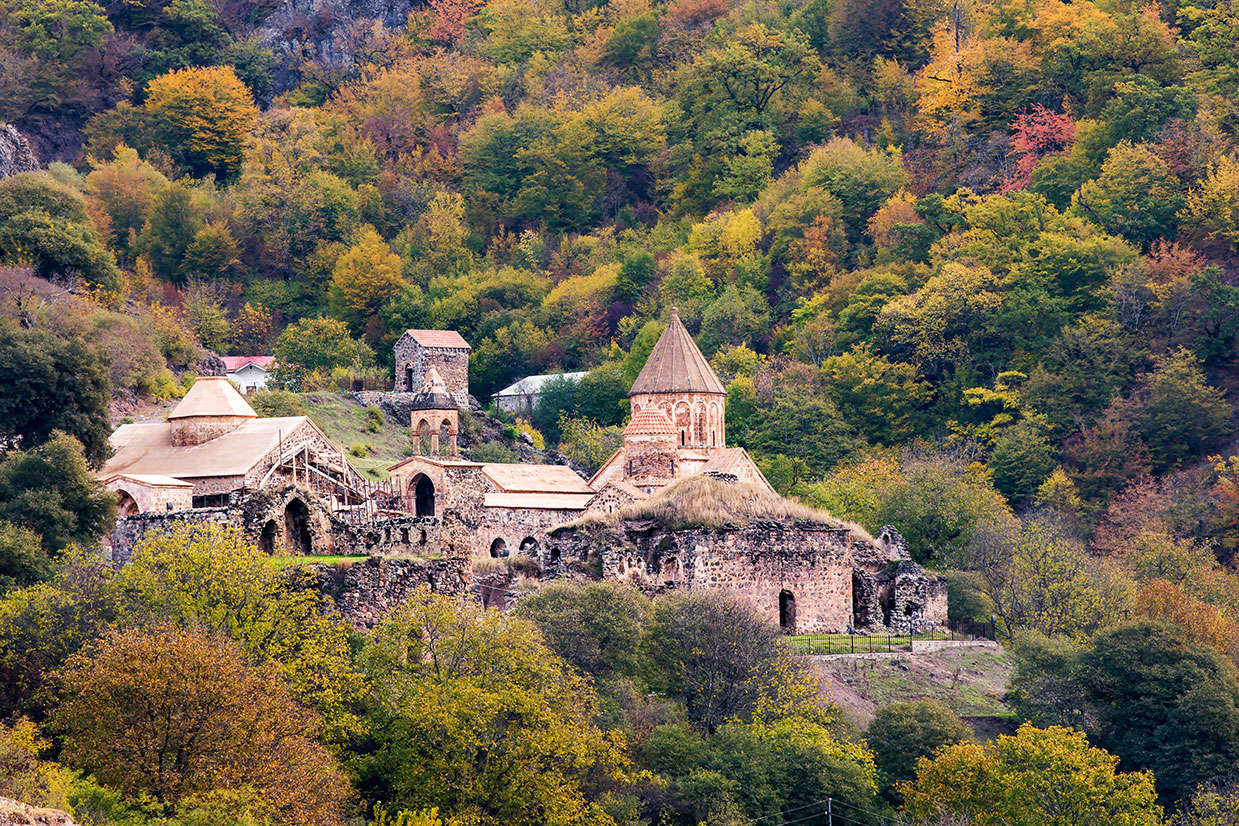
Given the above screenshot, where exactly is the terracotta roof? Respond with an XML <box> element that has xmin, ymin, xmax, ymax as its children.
<box><xmin>101</xmin><ymin>416</ymin><xmax>313</xmax><ymax>479</ymax></box>
<box><xmin>401</xmin><ymin>329</ymin><xmax>471</xmax><ymax>350</ymax></box>
<box><xmin>700</xmin><ymin>447</ymin><xmax>775</xmax><ymax>492</ymax></box>
<box><xmin>221</xmin><ymin>356</ymin><xmax>276</xmax><ymax>372</ymax></box>
<box><xmin>481</xmin><ymin>463</ymin><xmax>593</xmax><ymax>493</ymax></box>
<box><xmin>629</xmin><ymin>308</ymin><xmax>725</xmax><ymax>396</ymax></box>
<box><xmin>169</xmin><ymin>376</ymin><xmax>258</xmax><ymax>420</ymax></box>
<box><xmin>484</xmin><ymin>492</ymin><xmax>595</xmax><ymax>510</ymax></box>
<box><xmin>623</xmin><ymin>408</ymin><xmax>677</xmax><ymax>436</ymax></box>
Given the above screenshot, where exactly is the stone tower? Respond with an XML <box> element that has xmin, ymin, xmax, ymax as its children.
<box><xmin>409</xmin><ymin>366</ymin><xmax>459</xmax><ymax>457</ymax></box>
<box><xmin>622</xmin><ymin>408</ymin><xmax>679</xmax><ymax>487</ymax></box>
<box><xmin>628</xmin><ymin>307</ymin><xmax>726</xmax><ymax>449</ymax></box>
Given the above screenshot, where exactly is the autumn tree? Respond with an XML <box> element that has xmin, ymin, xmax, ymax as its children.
<box><xmin>1073</xmin><ymin>142</ymin><xmax>1182</xmax><ymax>248</ymax></box>
<box><xmin>56</xmin><ymin>624</ymin><xmax>349</xmax><ymax>824</ymax></box>
<box><xmin>144</xmin><ymin>66</ymin><xmax>258</xmax><ymax>180</ymax></box>
<box><xmin>358</xmin><ymin>587</ymin><xmax>628</xmax><ymax>825</ymax></box>
<box><xmin>329</xmin><ymin>225</ymin><xmax>406</xmax><ymax>341</ymax></box>
<box><xmin>900</xmin><ymin>723</ymin><xmax>1163</xmax><ymax>825</ymax></box>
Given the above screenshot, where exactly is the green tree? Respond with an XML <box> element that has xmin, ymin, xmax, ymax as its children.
<box><xmin>1074</xmin><ymin>142</ymin><xmax>1183</xmax><ymax>248</ymax></box>
<box><xmin>138</xmin><ymin>183</ymin><xmax>204</xmax><ymax>283</ymax></box>
<box><xmin>0</xmin><ymin>433</ymin><xmax>115</xmax><ymax>555</ymax></box>
<box><xmin>272</xmin><ymin>317</ymin><xmax>373</xmax><ymax>389</ymax></box>
<box><xmin>647</xmin><ymin>590</ymin><xmax>792</xmax><ymax>733</ymax></box>
<box><xmin>0</xmin><ymin>173</ymin><xmax>120</xmax><ymax>289</ymax></box>
<box><xmin>822</xmin><ymin>344</ymin><xmax>929</xmax><ymax>444</ymax></box>
<box><xmin>1128</xmin><ymin>349</ymin><xmax>1232</xmax><ymax>472</ymax></box>
<box><xmin>0</xmin><ymin>324</ymin><xmax>112</xmax><ymax>467</ymax></box>
<box><xmin>1076</xmin><ymin>622</ymin><xmax>1239</xmax><ymax>801</ymax></box>
<box><xmin>866</xmin><ymin>700</ymin><xmax>971</xmax><ymax>799</ymax></box>
<box><xmin>514</xmin><ymin>580</ymin><xmax>652</xmax><ymax>681</ymax></box>
<box><xmin>179</xmin><ymin>222</ymin><xmax>241</xmax><ymax>282</ymax></box>
<box><xmin>0</xmin><ymin>522</ymin><xmax>51</xmax><ymax>594</ymax></box>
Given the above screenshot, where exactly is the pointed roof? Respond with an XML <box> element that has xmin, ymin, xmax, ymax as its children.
<box><xmin>168</xmin><ymin>376</ymin><xmax>258</xmax><ymax>420</ymax></box>
<box><xmin>623</xmin><ymin>408</ymin><xmax>676</xmax><ymax>436</ymax></box>
<box><xmin>629</xmin><ymin>308</ymin><xmax>725</xmax><ymax>396</ymax></box>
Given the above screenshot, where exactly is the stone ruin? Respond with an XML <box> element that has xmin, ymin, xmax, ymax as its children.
<box><xmin>541</xmin><ymin>478</ymin><xmax>947</xmax><ymax>635</ymax></box>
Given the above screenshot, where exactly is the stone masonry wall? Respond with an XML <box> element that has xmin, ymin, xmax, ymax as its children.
<box><xmin>394</xmin><ymin>339</ymin><xmax>469</xmax><ymax>404</ymax></box>
<box><xmin>298</xmin><ymin>555</ymin><xmax>470</xmax><ymax>630</ymax></box>
<box><xmin>544</xmin><ymin>519</ymin><xmax>947</xmax><ymax>635</ymax></box>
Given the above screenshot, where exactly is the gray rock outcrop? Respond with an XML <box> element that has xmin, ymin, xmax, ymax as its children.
<box><xmin>0</xmin><ymin>125</ymin><xmax>39</xmax><ymax>179</ymax></box>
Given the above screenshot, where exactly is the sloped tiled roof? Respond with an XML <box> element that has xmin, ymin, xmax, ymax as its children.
<box><xmin>623</xmin><ymin>408</ymin><xmax>676</xmax><ymax>436</ymax></box>
<box><xmin>102</xmin><ymin>472</ymin><xmax>193</xmax><ymax>487</ymax></box>
<box><xmin>481</xmin><ymin>462</ymin><xmax>594</xmax><ymax>493</ymax></box>
<box><xmin>168</xmin><ymin>376</ymin><xmax>257</xmax><ymax>420</ymax></box>
<box><xmin>221</xmin><ymin>356</ymin><xmax>276</xmax><ymax>372</ymax></box>
<box><xmin>629</xmin><ymin>308</ymin><xmax>725</xmax><ymax>396</ymax></box>
<box><xmin>401</xmin><ymin>329</ymin><xmax>471</xmax><ymax>350</ymax></box>
<box><xmin>102</xmin><ymin>416</ymin><xmax>313</xmax><ymax>479</ymax></box>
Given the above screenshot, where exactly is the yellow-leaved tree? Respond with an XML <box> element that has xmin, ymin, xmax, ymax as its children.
<box><xmin>329</xmin><ymin>225</ymin><xmax>407</xmax><ymax>341</ymax></box>
<box><xmin>144</xmin><ymin>66</ymin><xmax>258</xmax><ymax>181</ymax></box>
<box><xmin>900</xmin><ymin>723</ymin><xmax>1164</xmax><ymax>825</ymax></box>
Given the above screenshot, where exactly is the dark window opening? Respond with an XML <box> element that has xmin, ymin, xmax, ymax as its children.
<box><xmin>489</xmin><ymin>538</ymin><xmax>508</xmax><ymax>558</ymax></box>
<box><xmin>404</xmin><ymin>366</ymin><xmax>414</xmax><ymax>390</ymax></box>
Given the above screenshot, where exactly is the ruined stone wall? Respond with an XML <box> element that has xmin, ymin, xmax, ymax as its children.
<box><xmin>544</xmin><ymin>520</ymin><xmax>947</xmax><ymax>635</ymax></box>
<box><xmin>592</xmin><ymin>522</ymin><xmax>857</xmax><ymax>634</ymax></box>
<box><xmin>108</xmin><ymin>508</ymin><xmax>233</xmax><ymax>564</ymax></box>
<box><xmin>480</xmin><ymin>505</ymin><xmax>583</xmax><ymax>560</ymax></box>
<box><xmin>394</xmin><ymin>339</ymin><xmax>469</xmax><ymax>404</ymax></box>
<box><xmin>299</xmin><ymin>555</ymin><xmax>469</xmax><ymax>630</ymax></box>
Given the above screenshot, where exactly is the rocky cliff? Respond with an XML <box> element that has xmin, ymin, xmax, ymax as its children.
<box><xmin>0</xmin><ymin>125</ymin><xmax>39</xmax><ymax>179</ymax></box>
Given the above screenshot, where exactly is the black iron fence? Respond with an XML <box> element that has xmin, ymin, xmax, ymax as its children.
<box><xmin>789</xmin><ymin>624</ymin><xmax>998</xmax><ymax>655</ymax></box>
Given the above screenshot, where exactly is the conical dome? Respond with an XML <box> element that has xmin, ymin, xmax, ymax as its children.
<box><xmin>169</xmin><ymin>376</ymin><xmax>257</xmax><ymax>446</ymax></box>
<box><xmin>170</xmin><ymin>376</ymin><xmax>258</xmax><ymax>420</ymax></box>
<box><xmin>629</xmin><ymin>308</ymin><xmax>725</xmax><ymax>396</ymax></box>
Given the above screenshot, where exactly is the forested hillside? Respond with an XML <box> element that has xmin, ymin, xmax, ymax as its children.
<box><xmin>5</xmin><ymin>0</ymin><xmax>1239</xmax><ymax>821</ymax></box>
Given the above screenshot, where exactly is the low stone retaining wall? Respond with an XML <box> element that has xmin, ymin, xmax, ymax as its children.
<box><xmin>298</xmin><ymin>555</ymin><xmax>469</xmax><ymax>630</ymax></box>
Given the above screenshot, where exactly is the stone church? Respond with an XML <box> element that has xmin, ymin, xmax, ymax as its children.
<box><xmin>98</xmin><ymin>318</ymin><xmax>945</xmax><ymax>634</ymax></box>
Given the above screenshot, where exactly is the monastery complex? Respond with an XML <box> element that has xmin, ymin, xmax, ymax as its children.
<box><xmin>99</xmin><ymin>309</ymin><xmax>946</xmax><ymax>635</ymax></box>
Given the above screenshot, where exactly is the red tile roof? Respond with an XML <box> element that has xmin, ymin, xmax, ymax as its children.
<box><xmin>221</xmin><ymin>356</ymin><xmax>276</xmax><ymax>371</ymax></box>
<box><xmin>401</xmin><ymin>329</ymin><xmax>471</xmax><ymax>350</ymax></box>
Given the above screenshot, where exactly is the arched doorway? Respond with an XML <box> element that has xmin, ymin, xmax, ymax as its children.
<box><xmin>519</xmin><ymin>536</ymin><xmax>539</xmax><ymax>555</ymax></box>
<box><xmin>489</xmin><ymin>538</ymin><xmax>507</xmax><ymax>558</ymax></box>
<box><xmin>413</xmin><ymin>474</ymin><xmax>435</xmax><ymax>517</ymax></box>
<box><xmin>284</xmin><ymin>499</ymin><xmax>312</xmax><ymax>555</ymax></box>
<box><xmin>779</xmin><ymin>590</ymin><xmax>797</xmax><ymax>634</ymax></box>
<box><xmin>259</xmin><ymin>520</ymin><xmax>278</xmax><ymax>555</ymax></box>
<box><xmin>116</xmin><ymin>490</ymin><xmax>140</xmax><ymax>518</ymax></box>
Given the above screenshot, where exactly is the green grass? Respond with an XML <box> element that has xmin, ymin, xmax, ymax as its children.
<box><xmin>298</xmin><ymin>393</ymin><xmax>414</xmax><ymax>480</ymax></box>
<box><xmin>268</xmin><ymin>555</ymin><xmax>370</xmax><ymax>567</ymax></box>
<box><xmin>789</xmin><ymin>634</ymin><xmax>913</xmax><ymax>654</ymax></box>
